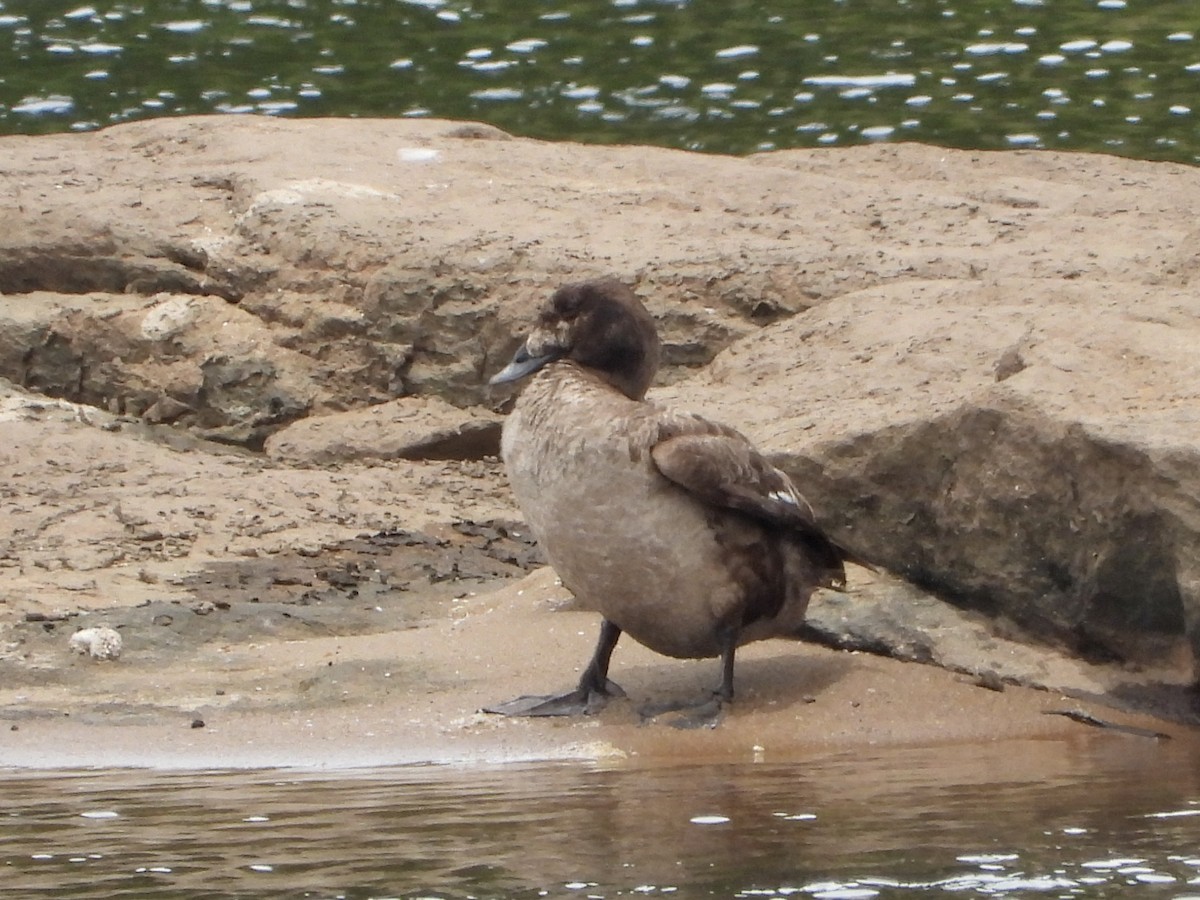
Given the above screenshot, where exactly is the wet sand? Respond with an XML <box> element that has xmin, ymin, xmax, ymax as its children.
<box><xmin>3</xmin><ymin>565</ymin><xmax>1191</xmax><ymax>771</ymax></box>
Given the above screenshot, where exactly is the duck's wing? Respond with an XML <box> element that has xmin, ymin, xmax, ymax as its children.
<box><xmin>650</xmin><ymin>416</ymin><xmax>818</xmax><ymax>527</ymax></box>
<box><xmin>650</xmin><ymin>415</ymin><xmax>865</xmax><ymax>581</ymax></box>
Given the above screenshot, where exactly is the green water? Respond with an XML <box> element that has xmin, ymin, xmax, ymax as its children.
<box><xmin>1</xmin><ymin>0</ymin><xmax>1198</xmax><ymax>161</ymax></box>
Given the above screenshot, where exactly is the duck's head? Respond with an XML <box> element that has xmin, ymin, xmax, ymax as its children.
<box><xmin>490</xmin><ymin>278</ymin><xmax>661</xmax><ymax>400</ymax></box>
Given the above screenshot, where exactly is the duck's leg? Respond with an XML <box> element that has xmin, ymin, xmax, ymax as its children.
<box><xmin>578</xmin><ymin>618</ymin><xmax>624</xmax><ymax>698</ymax></box>
<box><xmin>483</xmin><ymin>619</ymin><xmax>627</xmax><ymax>717</ymax></box>
<box><xmin>644</xmin><ymin>628</ymin><xmax>736</xmax><ymax>729</ymax></box>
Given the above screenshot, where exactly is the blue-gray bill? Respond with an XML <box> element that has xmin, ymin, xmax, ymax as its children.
<box><xmin>489</xmin><ymin>343</ymin><xmax>560</xmax><ymax>385</ymax></box>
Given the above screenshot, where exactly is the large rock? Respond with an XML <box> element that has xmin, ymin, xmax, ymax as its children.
<box><xmin>4</xmin><ymin>116</ymin><xmax>1200</xmax><ymax>715</ymax></box>
<box><xmin>0</xmin><ymin>118</ymin><xmax>831</xmax><ymax>442</ymax></box>
<box><xmin>0</xmin><ymin>291</ymin><xmax>323</xmax><ymax>447</ymax></box>
<box><xmin>264</xmin><ymin>395</ymin><xmax>501</xmax><ymax>464</ymax></box>
<box><xmin>4</xmin><ymin>117</ymin><xmax>1199</xmax><ymax>445</ymax></box>
<box><xmin>659</xmin><ymin>277</ymin><xmax>1200</xmax><ymax>681</ymax></box>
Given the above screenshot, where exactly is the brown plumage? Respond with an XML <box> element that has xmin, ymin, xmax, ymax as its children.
<box><xmin>487</xmin><ymin>278</ymin><xmax>858</xmax><ymax>717</ymax></box>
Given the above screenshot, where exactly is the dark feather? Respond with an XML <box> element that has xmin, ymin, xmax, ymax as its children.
<box><xmin>651</xmin><ymin>419</ymin><xmax>865</xmax><ymax>587</ymax></box>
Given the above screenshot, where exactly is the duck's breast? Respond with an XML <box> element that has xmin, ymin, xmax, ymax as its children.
<box><xmin>502</xmin><ymin>372</ymin><xmax>747</xmax><ymax>658</ymax></box>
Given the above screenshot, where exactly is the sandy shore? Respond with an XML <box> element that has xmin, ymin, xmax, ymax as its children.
<box><xmin>2</xmin><ymin>566</ymin><xmax>1191</xmax><ymax>771</ymax></box>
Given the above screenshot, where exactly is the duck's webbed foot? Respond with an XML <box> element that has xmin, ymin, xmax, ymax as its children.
<box><xmin>483</xmin><ymin>618</ymin><xmax>625</xmax><ymax>717</ymax></box>
<box><xmin>484</xmin><ymin>679</ymin><xmax>626</xmax><ymax>717</ymax></box>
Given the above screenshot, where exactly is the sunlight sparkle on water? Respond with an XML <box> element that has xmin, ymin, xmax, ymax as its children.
<box><xmin>0</xmin><ymin>0</ymin><xmax>1196</xmax><ymax>162</ymax></box>
<box><xmin>715</xmin><ymin>45</ymin><xmax>759</xmax><ymax>60</ymax></box>
<box><xmin>160</xmin><ymin>20</ymin><xmax>206</xmax><ymax>33</ymax></box>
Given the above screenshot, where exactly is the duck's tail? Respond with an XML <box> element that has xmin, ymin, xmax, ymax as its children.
<box><xmin>797</xmin><ymin>530</ymin><xmax>875</xmax><ymax>593</ymax></box>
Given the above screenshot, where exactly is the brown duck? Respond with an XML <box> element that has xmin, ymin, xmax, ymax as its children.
<box><xmin>488</xmin><ymin>278</ymin><xmax>858</xmax><ymax>717</ymax></box>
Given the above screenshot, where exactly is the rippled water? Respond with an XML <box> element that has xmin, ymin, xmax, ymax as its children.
<box><xmin>4</xmin><ymin>737</ymin><xmax>1200</xmax><ymax>898</ymax></box>
<box><xmin>1</xmin><ymin>0</ymin><xmax>1198</xmax><ymax>161</ymax></box>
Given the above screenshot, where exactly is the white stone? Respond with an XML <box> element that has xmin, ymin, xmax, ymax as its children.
<box><xmin>68</xmin><ymin>625</ymin><xmax>123</xmax><ymax>660</ymax></box>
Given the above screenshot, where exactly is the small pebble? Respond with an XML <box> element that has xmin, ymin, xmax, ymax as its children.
<box><xmin>68</xmin><ymin>625</ymin><xmax>122</xmax><ymax>660</ymax></box>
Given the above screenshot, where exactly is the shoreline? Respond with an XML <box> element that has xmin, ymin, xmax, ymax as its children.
<box><xmin>3</xmin><ymin>570</ymin><xmax>1193</xmax><ymax>773</ymax></box>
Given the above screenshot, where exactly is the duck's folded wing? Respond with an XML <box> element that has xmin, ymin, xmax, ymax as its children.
<box><xmin>650</xmin><ymin>421</ymin><xmax>819</xmax><ymax>529</ymax></box>
<box><xmin>650</xmin><ymin>419</ymin><xmax>867</xmax><ymax>582</ymax></box>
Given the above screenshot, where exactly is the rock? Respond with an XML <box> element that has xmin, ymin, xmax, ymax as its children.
<box><xmin>660</xmin><ymin>277</ymin><xmax>1200</xmax><ymax>680</ymax></box>
<box><xmin>5</xmin><ymin>117</ymin><xmax>1200</xmax><ymax>719</ymax></box>
<box><xmin>0</xmin><ymin>378</ymin><xmax>121</xmax><ymax>429</ymax></box>
<box><xmin>264</xmin><ymin>395</ymin><xmax>501</xmax><ymax>464</ymax></box>
<box><xmin>142</xmin><ymin>394</ymin><xmax>193</xmax><ymax>425</ymax></box>
<box><xmin>68</xmin><ymin>625</ymin><xmax>123</xmax><ymax>660</ymax></box>
<box><xmin>0</xmin><ymin>291</ymin><xmax>320</xmax><ymax>446</ymax></box>
<box><xmin>16</xmin><ymin>117</ymin><xmax>1197</xmax><ymax>447</ymax></box>
<box><xmin>4</xmin><ymin>118</ymin><xmax>820</xmax><ymax>445</ymax></box>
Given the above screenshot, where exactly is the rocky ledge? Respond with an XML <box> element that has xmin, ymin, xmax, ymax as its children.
<box><xmin>1</xmin><ymin>116</ymin><xmax>1197</xmax><ymax>735</ymax></box>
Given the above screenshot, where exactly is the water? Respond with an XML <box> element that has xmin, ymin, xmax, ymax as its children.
<box><xmin>4</xmin><ymin>7</ymin><xmax>1200</xmax><ymax>895</ymax></box>
<box><xmin>1</xmin><ymin>1</ymin><xmax>1199</xmax><ymax>162</ymax></box>
<box><xmin>4</xmin><ymin>737</ymin><xmax>1200</xmax><ymax>898</ymax></box>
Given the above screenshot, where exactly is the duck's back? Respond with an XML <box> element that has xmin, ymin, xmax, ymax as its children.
<box><xmin>501</xmin><ymin>363</ymin><xmax>818</xmax><ymax>659</ymax></box>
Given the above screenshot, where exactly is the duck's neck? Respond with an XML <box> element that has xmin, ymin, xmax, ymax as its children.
<box><xmin>567</xmin><ymin>335</ymin><xmax>659</xmax><ymax>400</ymax></box>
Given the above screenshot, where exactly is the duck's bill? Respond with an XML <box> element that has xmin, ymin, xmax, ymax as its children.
<box><xmin>489</xmin><ymin>343</ymin><xmax>560</xmax><ymax>384</ymax></box>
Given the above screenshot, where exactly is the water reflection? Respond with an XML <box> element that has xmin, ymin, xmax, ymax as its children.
<box><xmin>0</xmin><ymin>1</ymin><xmax>1198</xmax><ymax>162</ymax></box>
<box><xmin>3</xmin><ymin>737</ymin><xmax>1200</xmax><ymax>898</ymax></box>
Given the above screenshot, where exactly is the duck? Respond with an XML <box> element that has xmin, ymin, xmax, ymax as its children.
<box><xmin>487</xmin><ymin>277</ymin><xmax>859</xmax><ymax>717</ymax></box>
